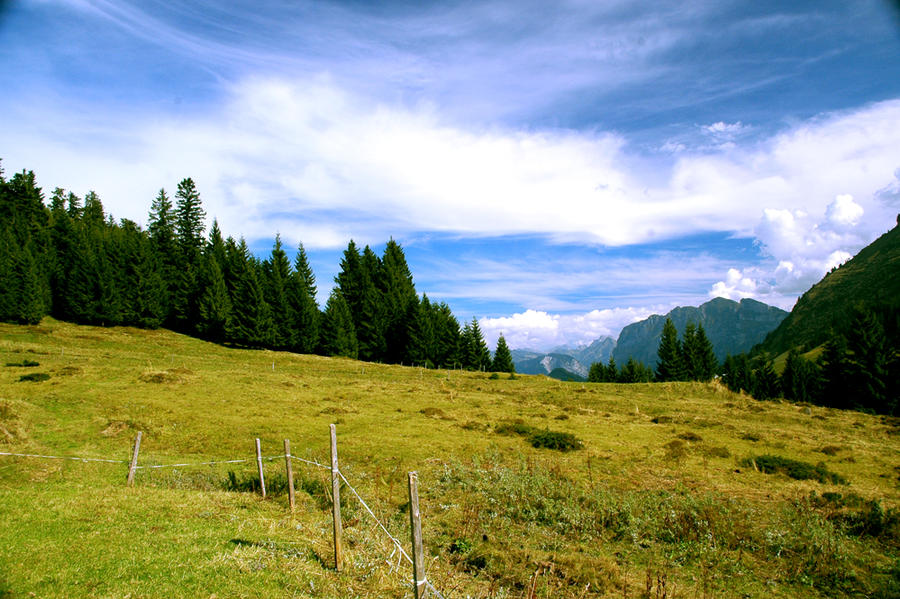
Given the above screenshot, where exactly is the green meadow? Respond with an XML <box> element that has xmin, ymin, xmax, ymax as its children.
<box><xmin>1</xmin><ymin>319</ymin><xmax>898</xmax><ymax>598</ymax></box>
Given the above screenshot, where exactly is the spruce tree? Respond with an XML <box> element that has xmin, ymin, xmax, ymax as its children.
<box><xmin>380</xmin><ymin>239</ymin><xmax>418</xmax><ymax>363</ymax></box>
<box><xmin>286</xmin><ymin>243</ymin><xmax>320</xmax><ymax>354</ymax></box>
<box><xmin>588</xmin><ymin>362</ymin><xmax>605</xmax><ymax>383</ymax></box>
<box><xmin>405</xmin><ymin>294</ymin><xmax>434</xmax><ymax>367</ymax></box>
<box><xmin>819</xmin><ymin>334</ymin><xmax>850</xmax><ymax>409</ymax></box>
<box><xmin>605</xmin><ymin>356</ymin><xmax>619</xmax><ymax>382</ymax></box>
<box><xmin>320</xmin><ymin>289</ymin><xmax>358</xmax><ymax>359</ymax></box>
<box><xmin>148</xmin><ymin>188</ymin><xmax>177</xmax><ymax>320</ymax></box>
<box><xmin>227</xmin><ymin>240</ymin><xmax>274</xmax><ymax>347</ymax></box>
<box><xmin>491</xmin><ymin>334</ymin><xmax>515</xmax><ymax>373</ymax></box>
<box><xmin>751</xmin><ymin>358</ymin><xmax>780</xmax><ymax>401</ymax></box>
<box><xmin>196</xmin><ymin>253</ymin><xmax>232</xmax><ymax>341</ymax></box>
<box><xmin>172</xmin><ymin>178</ymin><xmax>206</xmax><ymax>330</ymax></box>
<box><xmin>692</xmin><ymin>324</ymin><xmax>718</xmax><ymax>382</ymax></box>
<box><xmin>655</xmin><ymin>318</ymin><xmax>684</xmax><ymax>382</ymax></box>
<box><xmin>781</xmin><ymin>348</ymin><xmax>821</xmax><ymax>404</ymax></box>
<box><xmin>263</xmin><ymin>235</ymin><xmax>294</xmax><ymax>349</ymax></box>
<box><xmin>845</xmin><ymin>307</ymin><xmax>889</xmax><ymax>413</ymax></box>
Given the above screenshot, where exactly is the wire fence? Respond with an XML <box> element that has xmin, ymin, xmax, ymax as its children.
<box><xmin>1</xmin><ymin>436</ymin><xmax>450</xmax><ymax>599</ymax></box>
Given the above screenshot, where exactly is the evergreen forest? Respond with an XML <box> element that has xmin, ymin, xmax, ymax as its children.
<box><xmin>0</xmin><ymin>163</ymin><xmax>511</xmax><ymax>372</ymax></box>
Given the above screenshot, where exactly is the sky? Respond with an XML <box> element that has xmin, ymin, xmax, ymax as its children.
<box><xmin>2</xmin><ymin>0</ymin><xmax>900</xmax><ymax>351</ymax></box>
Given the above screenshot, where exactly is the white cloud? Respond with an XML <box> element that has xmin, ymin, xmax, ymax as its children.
<box><xmin>825</xmin><ymin>194</ymin><xmax>864</xmax><ymax>228</ymax></box>
<box><xmin>6</xmin><ymin>80</ymin><xmax>900</xmax><ymax>255</ymax></box>
<box><xmin>709</xmin><ymin>195</ymin><xmax>868</xmax><ymax>308</ymax></box>
<box><xmin>479</xmin><ymin>306</ymin><xmax>657</xmax><ymax>351</ymax></box>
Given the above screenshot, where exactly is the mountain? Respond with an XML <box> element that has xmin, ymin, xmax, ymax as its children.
<box><xmin>513</xmin><ymin>352</ymin><xmax>590</xmax><ymax>378</ymax></box>
<box><xmin>512</xmin><ymin>336</ymin><xmax>616</xmax><ymax>376</ymax></box>
<box><xmin>612</xmin><ymin>298</ymin><xmax>789</xmax><ymax>368</ymax></box>
<box><xmin>756</xmin><ymin>222</ymin><xmax>900</xmax><ymax>356</ymax></box>
<box><xmin>546</xmin><ymin>367</ymin><xmax>586</xmax><ymax>382</ymax></box>
<box><xmin>571</xmin><ymin>337</ymin><xmax>617</xmax><ymax>365</ymax></box>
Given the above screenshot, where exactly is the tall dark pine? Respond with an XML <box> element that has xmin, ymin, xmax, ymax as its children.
<box><xmin>844</xmin><ymin>308</ymin><xmax>890</xmax><ymax>413</ymax></box>
<box><xmin>751</xmin><ymin>358</ymin><xmax>780</xmax><ymax>401</ymax></box>
<box><xmin>655</xmin><ymin>318</ymin><xmax>684</xmax><ymax>382</ymax></box>
<box><xmin>286</xmin><ymin>243</ymin><xmax>320</xmax><ymax>354</ymax></box>
<box><xmin>491</xmin><ymin>334</ymin><xmax>515</xmax><ymax>373</ymax></box>
<box><xmin>819</xmin><ymin>334</ymin><xmax>850</xmax><ymax>409</ymax></box>
<box><xmin>461</xmin><ymin>318</ymin><xmax>491</xmax><ymax>371</ymax></box>
<box><xmin>172</xmin><ymin>178</ymin><xmax>206</xmax><ymax>330</ymax></box>
<box><xmin>263</xmin><ymin>235</ymin><xmax>295</xmax><ymax>349</ymax></box>
<box><xmin>781</xmin><ymin>348</ymin><xmax>820</xmax><ymax>404</ymax></box>
<box><xmin>227</xmin><ymin>239</ymin><xmax>274</xmax><ymax>347</ymax></box>
<box><xmin>196</xmin><ymin>253</ymin><xmax>232</xmax><ymax>341</ymax></box>
<box><xmin>148</xmin><ymin>188</ymin><xmax>177</xmax><ymax>320</ymax></box>
<box><xmin>380</xmin><ymin>239</ymin><xmax>418</xmax><ymax>363</ymax></box>
<box><xmin>692</xmin><ymin>324</ymin><xmax>718</xmax><ymax>382</ymax></box>
<box><xmin>320</xmin><ymin>289</ymin><xmax>358</xmax><ymax>359</ymax></box>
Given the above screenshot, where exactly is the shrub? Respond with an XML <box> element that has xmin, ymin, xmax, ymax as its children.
<box><xmin>529</xmin><ymin>429</ymin><xmax>583</xmax><ymax>452</ymax></box>
<box><xmin>18</xmin><ymin>372</ymin><xmax>50</xmax><ymax>382</ymax></box>
<box><xmin>743</xmin><ymin>455</ymin><xmax>848</xmax><ymax>485</ymax></box>
<box><xmin>5</xmin><ymin>360</ymin><xmax>39</xmax><ymax>367</ymax></box>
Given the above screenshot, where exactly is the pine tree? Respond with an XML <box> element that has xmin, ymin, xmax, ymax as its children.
<box><xmin>845</xmin><ymin>307</ymin><xmax>889</xmax><ymax>413</ymax></box>
<box><xmin>286</xmin><ymin>243</ymin><xmax>320</xmax><ymax>354</ymax></box>
<box><xmin>587</xmin><ymin>362</ymin><xmax>605</xmax><ymax>383</ymax></box>
<box><xmin>692</xmin><ymin>324</ymin><xmax>718</xmax><ymax>382</ymax></box>
<box><xmin>461</xmin><ymin>318</ymin><xmax>491</xmax><ymax>371</ymax></box>
<box><xmin>751</xmin><ymin>358</ymin><xmax>780</xmax><ymax>401</ymax></box>
<box><xmin>655</xmin><ymin>318</ymin><xmax>684</xmax><ymax>381</ymax></box>
<box><xmin>263</xmin><ymin>235</ymin><xmax>294</xmax><ymax>349</ymax></box>
<box><xmin>819</xmin><ymin>334</ymin><xmax>850</xmax><ymax>409</ymax></box>
<box><xmin>405</xmin><ymin>294</ymin><xmax>433</xmax><ymax>367</ymax></box>
<box><xmin>380</xmin><ymin>239</ymin><xmax>418</xmax><ymax>363</ymax></box>
<box><xmin>781</xmin><ymin>348</ymin><xmax>821</xmax><ymax>404</ymax></box>
<box><xmin>172</xmin><ymin>178</ymin><xmax>206</xmax><ymax>330</ymax></box>
<box><xmin>118</xmin><ymin>220</ymin><xmax>165</xmax><ymax>329</ymax></box>
<box><xmin>491</xmin><ymin>334</ymin><xmax>515</xmax><ymax>373</ymax></box>
<box><xmin>605</xmin><ymin>356</ymin><xmax>619</xmax><ymax>382</ymax></box>
<box><xmin>227</xmin><ymin>240</ymin><xmax>274</xmax><ymax>347</ymax></box>
<box><xmin>148</xmin><ymin>188</ymin><xmax>177</xmax><ymax>320</ymax></box>
<box><xmin>320</xmin><ymin>289</ymin><xmax>358</xmax><ymax>359</ymax></box>
<box><xmin>196</xmin><ymin>254</ymin><xmax>232</xmax><ymax>341</ymax></box>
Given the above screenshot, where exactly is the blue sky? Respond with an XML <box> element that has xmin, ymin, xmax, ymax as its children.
<box><xmin>2</xmin><ymin>1</ymin><xmax>900</xmax><ymax>350</ymax></box>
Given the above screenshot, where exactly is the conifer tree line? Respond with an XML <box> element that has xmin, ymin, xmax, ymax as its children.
<box><xmin>0</xmin><ymin>163</ymin><xmax>514</xmax><ymax>372</ymax></box>
<box><xmin>587</xmin><ymin>318</ymin><xmax>715</xmax><ymax>384</ymax></box>
<box><xmin>722</xmin><ymin>306</ymin><xmax>899</xmax><ymax>415</ymax></box>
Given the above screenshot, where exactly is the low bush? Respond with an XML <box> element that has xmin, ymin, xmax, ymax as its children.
<box><xmin>743</xmin><ymin>455</ymin><xmax>848</xmax><ymax>485</ymax></box>
<box><xmin>4</xmin><ymin>360</ymin><xmax>39</xmax><ymax>367</ymax></box>
<box><xmin>18</xmin><ymin>372</ymin><xmax>50</xmax><ymax>382</ymax></box>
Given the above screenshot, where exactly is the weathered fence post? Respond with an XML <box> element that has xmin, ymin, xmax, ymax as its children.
<box><xmin>408</xmin><ymin>471</ymin><xmax>426</xmax><ymax>599</ymax></box>
<box><xmin>255</xmin><ymin>438</ymin><xmax>266</xmax><ymax>498</ymax></box>
<box><xmin>126</xmin><ymin>431</ymin><xmax>142</xmax><ymax>487</ymax></box>
<box><xmin>284</xmin><ymin>438</ymin><xmax>295</xmax><ymax>513</ymax></box>
<box><xmin>330</xmin><ymin>423</ymin><xmax>343</xmax><ymax>571</ymax></box>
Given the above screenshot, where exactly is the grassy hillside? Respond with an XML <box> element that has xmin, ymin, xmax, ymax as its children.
<box><xmin>1</xmin><ymin>319</ymin><xmax>899</xmax><ymax>598</ymax></box>
<box><xmin>758</xmin><ymin>223</ymin><xmax>900</xmax><ymax>356</ymax></box>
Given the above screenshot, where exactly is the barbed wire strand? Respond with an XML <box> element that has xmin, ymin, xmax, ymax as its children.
<box><xmin>0</xmin><ymin>451</ymin><xmax>126</xmax><ymax>464</ymax></box>
<box><xmin>336</xmin><ymin>469</ymin><xmax>448</xmax><ymax>599</ymax></box>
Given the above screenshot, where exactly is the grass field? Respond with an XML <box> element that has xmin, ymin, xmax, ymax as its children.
<box><xmin>1</xmin><ymin>318</ymin><xmax>899</xmax><ymax>598</ymax></box>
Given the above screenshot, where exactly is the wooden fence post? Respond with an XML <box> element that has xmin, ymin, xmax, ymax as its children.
<box><xmin>126</xmin><ymin>431</ymin><xmax>142</xmax><ymax>487</ymax></box>
<box><xmin>255</xmin><ymin>438</ymin><xmax>266</xmax><ymax>498</ymax></box>
<box><xmin>330</xmin><ymin>424</ymin><xmax>343</xmax><ymax>571</ymax></box>
<box><xmin>284</xmin><ymin>438</ymin><xmax>295</xmax><ymax>513</ymax></box>
<box><xmin>408</xmin><ymin>471</ymin><xmax>426</xmax><ymax>599</ymax></box>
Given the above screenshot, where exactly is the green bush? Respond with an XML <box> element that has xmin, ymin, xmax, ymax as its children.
<box><xmin>743</xmin><ymin>455</ymin><xmax>848</xmax><ymax>485</ymax></box>
<box><xmin>529</xmin><ymin>429</ymin><xmax>583</xmax><ymax>452</ymax></box>
<box><xmin>18</xmin><ymin>372</ymin><xmax>50</xmax><ymax>382</ymax></box>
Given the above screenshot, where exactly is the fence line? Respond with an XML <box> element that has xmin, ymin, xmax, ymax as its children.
<box><xmin>0</xmin><ymin>451</ymin><xmax>126</xmax><ymax>464</ymax></box>
<box><xmin>1</xmin><ymin>432</ymin><xmax>451</xmax><ymax>599</ymax></box>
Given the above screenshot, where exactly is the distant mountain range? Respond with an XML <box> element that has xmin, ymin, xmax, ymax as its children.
<box><xmin>612</xmin><ymin>298</ymin><xmax>789</xmax><ymax>367</ymax></box>
<box><xmin>511</xmin><ymin>298</ymin><xmax>788</xmax><ymax>376</ymax></box>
